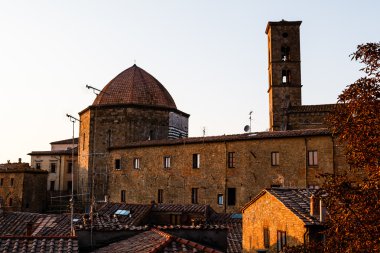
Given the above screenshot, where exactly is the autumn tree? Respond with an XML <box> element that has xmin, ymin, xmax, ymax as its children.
<box><xmin>286</xmin><ymin>43</ymin><xmax>380</xmax><ymax>253</ymax></box>
<box><xmin>321</xmin><ymin>43</ymin><xmax>380</xmax><ymax>252</ymax></box>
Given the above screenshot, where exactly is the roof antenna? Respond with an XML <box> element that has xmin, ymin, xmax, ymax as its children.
<box><xmin>203</xmin><ymin>127</ymin><xmax>206</xmax><ymax>137</ymax></box>
<box><xmin>134</xmin><ymin>59</ymin><xmax>136</xmax><ymax>65</ymax></box>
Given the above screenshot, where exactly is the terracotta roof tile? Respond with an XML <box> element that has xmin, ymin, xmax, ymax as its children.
<box><xmin>0</xmin><ymin>212</ymin><xmax>75</xmax><ymax>236</ymax></box>
<box><xmin>151</xmin><ymin>204</ymin><xmax>212</xmax><ymax>214</ymax></box>
<box><xmin>93</xmin><ymin>229</ymin><xmax>223</xmax><ymax>253</ymax></box>
<box><xmin>92</xmin><ymin>65</ymin><xmax>177</xmax><ymax>110</ymax></box>
<box><xmin>287</xmin><ymin>104</ymin><xmax>336</xmax><ymax>113</ymax></box>
<box><xmin>0</xmin><ymin>236</ymin><xmax>78</xmax><ymax>253</ymax></box>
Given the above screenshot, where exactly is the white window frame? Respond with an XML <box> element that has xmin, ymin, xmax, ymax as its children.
<box><xmin>134</xmin><ymin>158</ymin><xmax>140</xmax><ymax>169</ymax></box>
<box><xmin>164</xmin><ymin>156</ymin><xmax>171</xmax><ymax>168</ymax></box>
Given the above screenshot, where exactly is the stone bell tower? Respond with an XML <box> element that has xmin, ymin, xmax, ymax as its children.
<box><xmin>266</xmin><ymin>20</ymin><xmax>302</xmax><ymax>131</ymax></box>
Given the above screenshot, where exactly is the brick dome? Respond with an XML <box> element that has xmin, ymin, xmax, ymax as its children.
<box><xmin>93</xmin><ymin>65</ymin><xmax>177</xmax><ymax>109</ymax></box>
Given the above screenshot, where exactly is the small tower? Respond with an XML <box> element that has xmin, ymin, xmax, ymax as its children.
<box><xmin>266</xmin><ymin>20</ymin><xmax>302</xmax><ymax>131</ymax></box>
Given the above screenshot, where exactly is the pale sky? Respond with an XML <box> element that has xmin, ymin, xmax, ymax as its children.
<box><xmin>0</xmin><ymin>0</ymin><xmax>378</xmax><ymax>163</ymax></box>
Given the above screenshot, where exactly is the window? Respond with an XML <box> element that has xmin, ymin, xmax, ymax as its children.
<box><xmin>50</xmin><ymin>181</ymin><xmax>55</xmax><ymax>191</ymax></box>
<box><xmin>227</xmin><ymin>152</ymin><xmax>235</xmax><ymax>168</ymax></box>
<box><xmin>281</xmin><ymin>46</ymin><xmax>290</xmax><ymax>61</ymax></box>
<box><xmin>36</xmin><ymin>163</ymin><xmax>41</xmax><ymax>169</ymax></box>
<box><xmin>67</xmin><ymin>162</ymin><xmax>73</xmax><ymax>174</ymax></box>
<box><xmin>271</xmin><ymin>152</ymin><xmax>280</xmax><ymax>166</ymax></box>
<box><xmin>281</xmin><ymin>70</ymin><xmax>291</xmax><ymax>84</ymax></box>
<box><xmin>115</xmin><ymin>159</ymin><xmax>121</xmax><ymax>170</ymax></box>
<box><xmin>264</xmin><ymin>227</ymin><xmax>270</xmax><ymax>248</ymax></box>
<box><xmin>163</xmin><ymin>156</ymin><xmax>171</xmax><ymax>169</ymax></box>
<box><xmin>133</xmin><ymin>158</ymin><xmax>140</xmax><ymax>169</ymax></box>
<box><xmin>67</xmin><ymin>181</ymin><xmax>72</xmax><ymax>191</ymax></box>
<box><xmin>217</xmin><ymin>194</ymin><xmax>224</xmax><ymax>205</ymax></box>
<box><xmin>277</xmin><ymin>230</ymin><xmax>287</xmax><ymax>252</ymax></box>
<box><xmin>9</xmin><ymin>198</ymin><xmax>13</xmax><ymax>207</ymax></box>
<box><xmin>192</xmin><ymin>154</ymin><xmax>200</xmax><ymax>169</ymax></box>
<box><xmin>227</xmin><ymin>188</ymin><xmax>236</xmax><ymax>206</ymax></box>
<box><xmin>308</xmin><ymin>151</ymin><xmax>318</xmax><ymax>166</ymax></box>
<box><xmin>83</xmin><ymin>133</ymin><xmax>86</xmax><ymax>150</ymax></box>
<box><xmin>170</xmin><ymin>214</ymin><xmax>181</xmax><ymax>225</ymax></box>
<box><xmin>10</xmin><ymin>178</ymin><xmax>14</xmax><ymax>187</ymax></box>
<box><xmin>121</xmin><ymin>190</ymin><xmax>126</xmax><ymax>202</ymax></box>
<box><xmin>158</xmin><ymin>189</ymin><xmax>163</xmax><ymax>203</ymax></box>
<box><xmin>0</xmin><ymin>178</ymin><xmax>3</xmax><ymax>187</ymax></box>
<box><xmin>50</xmin><ymin>163</ymin><xmax>56</xmax><ymax>173</ymax></box>
<box><xmin>191</xmin><ymin>188</ymin><xmax>198</xmax><ymax>204</ymax></box>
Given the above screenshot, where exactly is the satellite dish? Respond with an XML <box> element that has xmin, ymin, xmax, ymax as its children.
<box><xmin>244</xmin><ymin>125</ymin><xmax>250</xmax><ymax>132</ymax></box>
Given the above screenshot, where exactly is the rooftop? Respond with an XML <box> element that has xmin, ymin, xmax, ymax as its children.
<box><xmin>242</xmin><ymin>188</ymin><xmax>322</xmax><ymax>226</ymax></box>
<box><xmin>109</xmin><ymin>128</ymin><xmax>331</xmax><ymax>150</ymax></box>
<box><xmin>92</xmin><ymin>64</ymin><xmax>177</xmax><ymax>110</ymax></box>
<box><xmin>93</xmin><ymin>229</ymin><xmax>223</xmax><ymax>253</ymax></box>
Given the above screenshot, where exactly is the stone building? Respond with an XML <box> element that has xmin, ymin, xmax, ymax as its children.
<box><xmin>29</xmin><ymin>138</ymin><xmax>78</xmax><ymax>192</ymax></box>
<box><xmin>78</xmin><ymin>64</ymin><xmax>189</xmax><ymax>201</ymax></box>
<box><xmin>0</xmin><ymin>161</ymin><xmax>47</xmax><ymax>212</ymax></box>
<box><xmin>75</xmin><ymin>20</ymin><xmax>348</xmax><ymax>213</ymax></box>
<box><xmin>106</xmin><ymin>129</ymin><xmax>346</xmax><ymax>213</ymax></box>
<box><xmin>241</xmin><ymin>188</ymin><xmax>325</xmax><ymax>252</ymax></box>
<box><xmin>267</xmin><ymin>20</ymin><xmax>335</xmax><ymax>131</ymax></box>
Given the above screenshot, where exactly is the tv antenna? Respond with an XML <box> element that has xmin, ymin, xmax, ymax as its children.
<box><xmin>244</xmin><ymin>111</ymin><xmax>253</xmax><ymax>133</ymax></box>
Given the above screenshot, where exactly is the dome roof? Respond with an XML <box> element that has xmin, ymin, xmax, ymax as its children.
<box><xmin>92</xmin><ymin>65</ymin><xmax>177</xmax><ymax>109</ymax></box>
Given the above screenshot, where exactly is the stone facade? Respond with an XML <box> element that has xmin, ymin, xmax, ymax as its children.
<box><xmin>242</xmin><ymin>188</ymin><xmax>325</xmax><ymax>253</ymax></box>
<box><xmin>0</xmin><ymin>162</ymin><xmax>47</xmax><ymax>212</ymax></box>
<box><xmin>78</xmin><ymin>105</ymin><xmax>189</xmax><ymax>202</ymax></box>
<box><xmin>267</xmin><ymin>20</ymin><xmax>335</xmax><ymax>131</ymax></box>
<box><xmin>106</xmin><ymin>130</ymin><xmax>347</xmax><ymax>213</ymax></box>
<box><xmin>29</xmin><ymin>138</ymin><xmax>79</xmax><ymax>192</ymax></box>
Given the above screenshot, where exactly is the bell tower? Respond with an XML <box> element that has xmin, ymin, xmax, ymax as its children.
<box><xmin>266</xmin><ymin>20</ymin><xmax>302</xmax><ymax>131</ymax></box>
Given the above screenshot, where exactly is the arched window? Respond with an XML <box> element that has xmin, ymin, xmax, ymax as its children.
<box><xmin>281</xmin><ymin>46</ymin><xmax>290</xmax><ymax>61</ymax></box>
<box><xmin>282</xmin><ymin>70</ymin><xmax>291</xmax><ymax>84</ymax></box>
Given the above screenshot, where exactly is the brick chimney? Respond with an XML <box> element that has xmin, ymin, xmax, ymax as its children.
<box><xmin>25</xmin><ymin>222</ymin><xmax>34</xmax><ymax>236</ymax></box>
<box><xmin>310</xmin><ymin>194</ymin><xmax>320</xmax><ymax>217</ymax></box>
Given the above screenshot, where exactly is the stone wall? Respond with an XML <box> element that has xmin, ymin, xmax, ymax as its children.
<box><xmin>242</xmin><ymin>192</ymin><xmax>306</xmax><ymax>252</ymax></box>
<box><xmin>107</xmin><ymin>134</ymin><xmax>346</xmax><ymax>213</ymax></box>
<box><xmin>79</xmin><ymin>105</ymin><xmax>189</xmax><ymax>201</ymax></box>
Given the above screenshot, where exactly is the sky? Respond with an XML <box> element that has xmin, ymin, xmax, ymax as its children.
<box><xmin>0</xmin><ymin>0</ymin><xmax>378</xmax><ymax>163</ymax></box>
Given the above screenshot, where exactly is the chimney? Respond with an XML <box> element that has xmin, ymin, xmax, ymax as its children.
<box><xmin>310</xmin><ymin>194</ymin><xmax>320</xmax><ymax>217</ymax></box>
<box><xmin>25</xmin><ymin>222</ymin><xmax>33</xmax><ymax>236</ymax></box>
<box><xmin>18</xmin><ymin>158</ymin><xmax>22</xmax><ymax>163</ymax></box>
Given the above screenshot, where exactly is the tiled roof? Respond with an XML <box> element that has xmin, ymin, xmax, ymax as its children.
<box><xmin>267</xmin><ymin>188</ymin><xmax>321</xmax><ymax>225</ymax></box>
<box><xmin>151</xmin><ymin>204</ymin><xmax>212</xmax><ymax>215</ymax></box>
<box><xmin>28</xmin><ymin>147</ymin><xmax>78</xmax><ymax>156</ymax></box>
<box><xmin>0</xmin><ymin>212</ymin><xmax>74</xmax><ymax>236</ymax></box>
<box><xmin>208</xmin><ymin>213</ymin><xmax>242</xmax><ymax>253</ymax></box>
<box><xmin>76</xmin><ymin>203</ymin><xmax>152</xmax><ymax>231</ymax></box>
<box><xmin>92</xmin><ymin>65</ymin><xmax>177</xmax><ymax>110</ymax></box>
<box><xmin>243</xmin><ymin>188</ymin><xmax>321</xmax><ymax>226</ymax></box>
<box><xmin>0</xmin><ymin>162</ymin><xmax>30</xmax><ymax>170</ymax></box>
<box><xmin>50</xmin><ymin>138</ymin><xmax>79</xmax><ymax>145</ymax></box>
<box><xmin>93</xmin><ymin>229</ymin><xmax>223</xmax><ymax>253</ymax></box>
<box><xmin>0</xmin><ymin>236</ymin><xmax>78</xmax><ymax>253</ymax></box>
<box><xmin>287</xmin><ymin>104</ymin><xmax>336</xmax><ymax>113</ymax></box>
<box><xmin>110</xmin><ymin>128</ymin><xmax>331</xmax><ymax>150</ymax></box>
